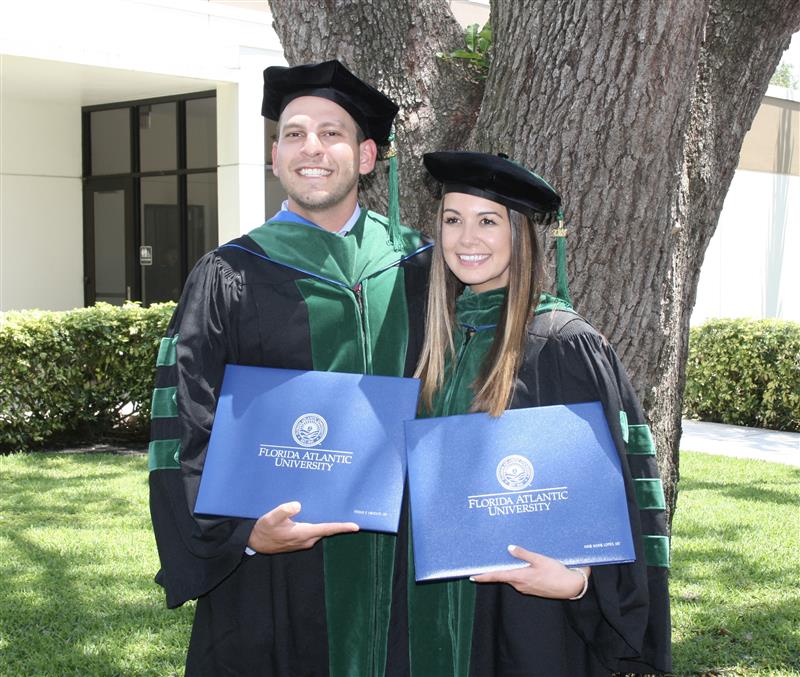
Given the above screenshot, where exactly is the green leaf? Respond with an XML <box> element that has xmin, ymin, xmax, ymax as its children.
<box><xmin>465</xmin><ymin>23</ymin><xmax>478</xmax><ymax>51</ymax></box>
<box><xmin>449</xmin><ymin>50</ymin><xmax>482</xmax><ymax>60</ymax></box>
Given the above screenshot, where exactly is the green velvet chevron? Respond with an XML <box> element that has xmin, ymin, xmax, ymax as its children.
<box><xmin>151</xmin><ymin>387</ymin><xmax>178</xmax><ymax>418</ymax></box>
<box><xmin>634</xmin><ymin>478</ymin><xmax>667</xmax><ymax>510</ymax></box>
<box><xmin>156</xmin><ymin>334</ymin><xmax>180</xmax><ymax>367</ymax></box>
<box><xmin>619</xmin><ymin>410</ymin><xmax>629</xmax><ymax>443</ymax></box>
<box><xmin>148</xmin><ymin>438</ymin><xmax>181</xmax><ymax>471</ymax></box>
<box><xmin>643</xmin><ymin>534</ymin><xmax>670</xmax><ymax>568</ymax></box>
<box><xmin>627</xmin><ymin>424</ymin><xmax>656</xmax><ymax>455</ymax></box>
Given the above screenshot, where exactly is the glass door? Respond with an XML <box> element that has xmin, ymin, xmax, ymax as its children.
<box><xmin>140</xmin><ymin>176</ymin><xmax>181</xmax><ymax>305</ymax></box>
<box><xmin>83</xmin><ymin>93</ymin><xmax>218</xmax><ymax>307</ymax></box>
<box><xmin>83</xmin><ymin>178</ymin><xmax>135</xmax><ymax>305</ymax></box>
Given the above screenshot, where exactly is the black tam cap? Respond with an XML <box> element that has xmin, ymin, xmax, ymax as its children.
<box><xmin>423</xmin><ymin>151</ymin><xmax>561</xmax><ymax>217</ymax></box>
<box><xmin>262</xmin><ymin>59</ymin><xmax>399</xmax><ymax>145</ymax></box>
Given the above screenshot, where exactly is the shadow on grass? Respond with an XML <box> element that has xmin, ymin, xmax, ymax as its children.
<box><xmin>672</xmin><ymin>595</ymin><xmax>800</xmax><ymax>675</ymax></box>
<box><xmin>1</xmin><ymin>454</ymin><xmax>146</xmax><ymax>529</ymax></box>
<box><xmin>678</xmin><ymin>475</ymin><xmax>800</xmax><ymax>508</ymax></box>
<box><xmin>672</xmin><ymin>468</ymin><xmax>800</xmax><ymax>674</ymax></box>
<box><xmin>0</xmin><ymin>493</ymin><xmax>192</xmax><ymax>675</ymax></box>
<box><xmin>673</xmin><ymin>540</ymin><xmax>796</xmax><ymax>596</ymax></box>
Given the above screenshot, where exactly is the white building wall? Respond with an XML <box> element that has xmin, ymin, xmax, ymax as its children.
<box><xmin>449</xmin><ymin>0</ymin><xmax>490</xmax><ymax>26</ymax></box>
<box><xmin>691</xmin><ymin>169</ymin><xmax>799</xmax><ymax>324</ymax></box>
<box><xmin>216</xmin><ymin>57</ymin><xmax>272</xmax><ymax>244</ymax></box>
<box><xmin>0</xmin><ymin>0</ymin><xmax>284</xmax><ymax>311</ymax></box>
<box><xmin>0</xmin><ymin>97</ymin><xmax>84</xmax><ymax>310</ymax></box>
<box><xmin>0</xmin><ymin>0</ymin><xmax>279</xmax><ymax>84</ymax></box>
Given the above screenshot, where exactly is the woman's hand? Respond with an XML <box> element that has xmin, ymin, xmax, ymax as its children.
<box><xmin>469</xmin><ymin>545</ymin><xmax>590</xmax><ymax>599</ymax></box>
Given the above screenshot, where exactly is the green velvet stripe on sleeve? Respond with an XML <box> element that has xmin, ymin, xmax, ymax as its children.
<box><xmin>148</xmin><ymin>438</ymin><xmax>181</xmax><ymax>471</ymax></box>
<box><xmin>619</xmin><ymin>410</ymin><xmax>629</xmax><ymax>443</ymax></box>
<box><xmin>627</xmin><ymin>424</ymin><xmax>656</xmax><ymax>455</ymax></box>
<box><xmin>643</xmin><ymin>534</ymin><xmax>671</xmax><ymax>568</ymax></box>
<box><xmin>151</xmin><ymin>387</ymin><xmax>178</xmax><ymax>418</ymax></box>
<box><xmin>634</xmin><ymin>478</ymin><xmax>667</xmax><ymax>510</ymax></box>
<box><xmin>156</xmin><ymin>335</ymin><xmax>180</xmax><ymax>367</ymax></box>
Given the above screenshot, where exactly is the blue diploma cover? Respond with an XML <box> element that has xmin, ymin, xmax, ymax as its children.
<box><xmin>194</xmin><ymin>365</ymin><xmax>420</xmax><ymax>533</ymax></box>
<box><xmin>405</xmin><ymin>401</ymin><xmax>635</xmax><ymax>580</ymax></box>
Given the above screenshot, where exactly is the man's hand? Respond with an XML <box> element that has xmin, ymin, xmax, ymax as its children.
<box><xmin>247</xmin><ymin>501</ymin><xmax>359</xmax><ymax>554</ymax></box>
<box><xmin>469</xmin><ymin>545</ymin><xmax>590</xmax><ymax>599</ymax></box>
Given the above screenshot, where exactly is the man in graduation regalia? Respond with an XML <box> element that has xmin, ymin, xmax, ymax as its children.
<box><xmin>148</xmin><ymin>60</ymin><xmax>431</xmax><ymax>676</ymax></box>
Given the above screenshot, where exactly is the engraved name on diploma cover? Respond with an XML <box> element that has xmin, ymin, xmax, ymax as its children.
<box><xmin>194</xmin><ymin>365</ymin><xmax>420</xmax><ymax>533</ymax></box>
<box><xmin>405</xmin><ymin>401</ymin><xmax>635</xmax><ymax>580</ymax></box>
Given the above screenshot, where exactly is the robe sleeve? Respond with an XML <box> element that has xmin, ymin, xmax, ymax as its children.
<box><xmin>521</xmin><ymin>313</ymin><xmax>672</xmax><ymax>673</ymax></box>
<box><xmin>148</xmin><ymin>251</ymin><xmax>256</xmax><ymax>609</ymax></box>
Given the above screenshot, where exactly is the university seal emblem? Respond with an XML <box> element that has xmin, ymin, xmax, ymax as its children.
<box><xmin>496</xmin><ymin>454</ymin><xmax>534</xmax><ymax>491</ymax></box>
<box><xmin>292</xmin><ymin>413</ymin><xmax>328</xmax><ymax>448</ymax></box>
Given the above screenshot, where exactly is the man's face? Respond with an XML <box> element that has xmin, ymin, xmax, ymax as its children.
<box><xmin>272</xmin><ymin>96</ymin><xmax>377</xmax><ymax>216</ymax></box>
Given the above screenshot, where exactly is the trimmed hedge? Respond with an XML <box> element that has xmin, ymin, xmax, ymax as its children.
<box><xmin>0</xmin><ymin>302</ymin><xmax>174</xmax><ymax>451</ymax></box>
<box><xmin>3</xmin><ymin>307</ymin><xmax>795</xmax><ymax>448</ymax></box>
<box><xmin>684</xmin><ymin>318</ymin><xmax>800</xmax><ymax>432</ymax></box>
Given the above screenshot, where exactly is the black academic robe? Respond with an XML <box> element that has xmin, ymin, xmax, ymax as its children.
<box><xmin>408</xmin><ymin>288</ymin><xmax>671</xmax><ymax>676</ymax></box>
<box><xmin>148</xmin><ymin>210</ymin><xmax>430</xmax><ymax>676</ymax></box>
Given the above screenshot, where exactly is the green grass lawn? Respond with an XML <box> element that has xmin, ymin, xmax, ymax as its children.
<box><xmin>0</xmin><ymin>453</ymin><xmax>193</xmax><ymax>676</ymax></box>
<box><xmin>670</xmin><ymin>452</ymin><xmax>800</xmax><ymax>676</ymax></box>
<box><xmin>0</xmin><ymin>450</ymin><xmax>797</xmax><ymax>676</ymax></box>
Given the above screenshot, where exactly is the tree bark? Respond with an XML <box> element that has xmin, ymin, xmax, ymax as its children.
<box><xmin>267</xmin><ymin>0</ymin><xmax>800</xmax><ymax>527</ymax></box>
<box><xmin>471</xmin><ymin>0</ymin><xmax>709</xmax><ymax>522</ymax></box>
<box><xmin>653</xmin><ymin>0</ymin><xmax>800</xmax><ymax>517</ymax></box>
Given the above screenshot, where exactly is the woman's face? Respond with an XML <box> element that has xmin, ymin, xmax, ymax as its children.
<box><xmin>440</xmin><ymin>191</ymin><xmax>512</xmax><ymax>293</ymax></box>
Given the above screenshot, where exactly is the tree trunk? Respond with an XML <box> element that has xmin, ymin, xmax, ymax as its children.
<box><xmin>471</xmin><ymin>1</ymin><xmax>710</xmax><ymax>526</ymax></box>
<box><xmin>655</xmin><ymin>0</ymin><xmax>800</xmax><ymax>519</ymax></box>
<box><xmin>268</xmin><ymin>0</ymin><xmax>800</xmax><ymax>527</ymax></box>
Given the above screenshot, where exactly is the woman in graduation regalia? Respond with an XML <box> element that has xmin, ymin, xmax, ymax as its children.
<box><xmin>410</xmin><ymin>151</ymin><xmax>672</xmax><ymax>676</ymax></box>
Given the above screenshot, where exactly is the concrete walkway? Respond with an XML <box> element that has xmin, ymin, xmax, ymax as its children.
<box><xmin>680</xmin><ymin>419</ymin><xmax>800</xmax><ymax>467</ymax></box>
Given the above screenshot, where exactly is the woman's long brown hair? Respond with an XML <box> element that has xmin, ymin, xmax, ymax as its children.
<box><xmin>415</xmin><ymin>205</ymin><xmax>546</xmax><ymax>416</ymax></box>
